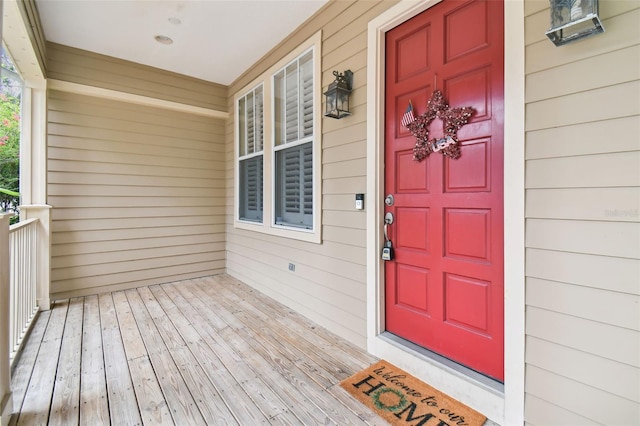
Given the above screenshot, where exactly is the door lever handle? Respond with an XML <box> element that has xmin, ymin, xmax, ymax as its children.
<box><xmin>384</xmin><ymin>212</ymin><xmax>394</xmax><ymax>242</ymax></box>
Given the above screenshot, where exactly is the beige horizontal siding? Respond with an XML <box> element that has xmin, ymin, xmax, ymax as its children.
<box><xmin>47</xmin><ymin>42</ymin><xmax>227</xmax><ymax>110</ymax></box>
<box><xmin>526</xmin><ymin>116</ymin><xmax>640</xmax><ymax>159</ymax></box>
<box><xmin>524</xmin><ymin>0</ymin><xmax>640</xmax><ymax>424</ymax></box>
<box><xmin>526</xmin><ymin>335</ymin><xmax>639</xmax><ymax>401</ymax></box>
<box><xmin>526</xmin><ymin>248</ymin><xmax>639</xmax><ymax>295</ymax></box>
<box><xmin>49</xmin><ymin>90</ymin><xmax>226</xmax><ymax>299</ymax></box>
<box><xmin>526</xmin><ymin>364</ymin><xmax>639</xmax><ymax>425</ymax></box>
<box><xmin>525</xmin><ymin>394</ymin><xmax>600</xmax><ymax>426</ymax></box>
<box><xmin>225</xmin><ymin>0</ymin><xmax>395</xmax><ymax>348</ymax></box>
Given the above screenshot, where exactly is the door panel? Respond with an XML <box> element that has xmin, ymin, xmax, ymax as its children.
<box><xmin>384</xmin><ymin>0</ymin><xmax>504</xmax><ymax>381</ymax></box>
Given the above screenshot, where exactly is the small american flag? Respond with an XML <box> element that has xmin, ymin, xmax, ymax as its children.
<box><xmin>401</xmin><ymin>101</ymin><xmax>415</xmax><ymax>128</ymax></box>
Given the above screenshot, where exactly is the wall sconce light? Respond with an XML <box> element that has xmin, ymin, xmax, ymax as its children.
<box><xmin>324</xmin><ymin>70</ymin><xmax>353</xmax><ymax>119</ymax></box>
<box><xmin>546</xmin><ymin>0</ymin><xmax>604</xmax><ymax>46</ymax></box>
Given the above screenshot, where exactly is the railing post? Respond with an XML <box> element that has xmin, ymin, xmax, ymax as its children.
<box><xmin>20</xmin><ymin>205</ymin><xmax>51</xmax><ymax>311</ymax></box>
<box><xmin>0</xmin><ymin>213</ymin><xmax>14</xmax><ymax>426</ymax></box>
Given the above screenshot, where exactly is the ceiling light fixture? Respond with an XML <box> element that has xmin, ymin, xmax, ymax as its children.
<box><xmin>154</xmin><ymin>35</ymin><xmax>174</xmax><ymax>45</ymax></box>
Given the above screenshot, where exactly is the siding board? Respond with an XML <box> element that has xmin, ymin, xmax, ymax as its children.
<box><xmin>525</xmin><ymin>248</ymin><xmax>640</xmax><ymax>296</ymax></box>
<box><xmin>526</xmin><ymin>45</ymin><xmax>640</xmax><ymax>103</ymax></box>
<box><xmin>526</xmin><ymin>219</ymin><xmax>640</xmax><ymax>259</ymax></box>
<box><xmin>526</xmin><ymin>116</ymin><xmax>640</xmax><ymax>159</ymax></box>
<box><xmin>527</xmin><ymin>277</ymin><xmax>640</xmax><ymax>330</ymax></box>
<box><xmin>49</xmin><ymin>88</ymin><xmax>226</xmax><ymax>298</ymax></box>
<box><xmin>47</xmin><ymin>42</ymin><xmax>227</xmax><ymax>110</ymax></box>
<box><xmin>526</xmin><ymin>153</ymin><xmax>640</xmax><ymax>188</ymax></box>
<box><xmin>526</xmin><ymin>336</ymin><xmax>640</xmax><ymax>402</ymax></box>
<box><xmin>526</xmin><ymin>188</ymin><xmax>640</xmax><ymax>222</ymax></box>
<box><xmin>525</xmin><ymin>394</ymin><xmax>601</xmax><ymax>426</ymax></box>
<box><xmin>525</xmin><ymin>365</ymin><xmax>639</xmax><ymax>425</ymax></box>
<box><xmin>524</xmin><ymin>1</ymin><xmax>640</xmax><ymax>422</ymax></box>
<box><xmin>526</xmin><ymin>307</ymin><xmax>639</xmax><ymax>367</ymax></box>
<box><xmin>526</xmin><ymin>81</ymin><xmax>640</xmax><ymax>131</ymax></box>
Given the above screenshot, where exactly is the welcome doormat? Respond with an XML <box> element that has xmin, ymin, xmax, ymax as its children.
<box><xmin>340</xmin><ymin>360</ymin><xmax>486</xmax><ymax>426</ymax></box>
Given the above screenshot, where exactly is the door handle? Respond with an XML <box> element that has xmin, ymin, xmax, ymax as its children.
<box><xmin>382</xmin><ymin>211</ymin><xmax>395</xmax><ymax>261</ymax></box>
<box><xmin>384</xmin><ymin>211</ymin><xmax>394</xmax><ymax>242</ymax></box>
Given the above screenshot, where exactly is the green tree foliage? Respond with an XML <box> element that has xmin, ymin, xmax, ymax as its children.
<box><xmin>0</xmin><ymin>48</ymin><xmax>21</xmax><ymax>217</ymax></box>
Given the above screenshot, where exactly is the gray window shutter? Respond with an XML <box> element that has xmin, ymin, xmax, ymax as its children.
<box><xmin>276</xmin><ymin>143</ymin><xmax>312</xmax><ymax>228</ymax></box>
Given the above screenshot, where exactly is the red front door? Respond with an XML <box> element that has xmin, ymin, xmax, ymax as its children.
<box><xmin>384</xmin><ymin>0</ymin><xmax>504</xmax><ymax>381</ymax></box>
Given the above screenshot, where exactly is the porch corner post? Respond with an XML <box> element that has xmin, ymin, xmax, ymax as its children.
<box><xmin>0</xmin><ymin>213</ymin><xmax>14</xmax><ymax>426</ymax></box>
<box><xmin>20</xmin><ymin>205</ymin><xmax>52</xmax><ymax>311</ymax></box>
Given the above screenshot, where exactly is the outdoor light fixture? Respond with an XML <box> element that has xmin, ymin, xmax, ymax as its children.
<box><xmin>324</xmin><ymin>70</ymin><xmax>353</xmax><ymax>119</ymax></box>
<box><xmin>546</xmin><ymin>0</ymin><xmax>604</xmax><ymax>46</ymax></box>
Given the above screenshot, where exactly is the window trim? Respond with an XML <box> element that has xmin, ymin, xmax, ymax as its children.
<box><xmin>234</xmin><ymin>31</ymin><xmax>322</xmax><ymax>244</ymax></box>
<box><xmin>237</xmin><ymin>84</ymin><xmax>265</xmax><ymax>223</ymax></box>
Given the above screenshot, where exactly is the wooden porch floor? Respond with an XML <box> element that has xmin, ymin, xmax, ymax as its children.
<box><xmin>9</xmin><ymin>274</ymin><xmax>387</xmax><ymax>425</ymax></box>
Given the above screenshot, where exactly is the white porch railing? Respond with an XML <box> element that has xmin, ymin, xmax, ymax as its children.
<box><xmin>8</xmin><ymin>218</ymin><xmax>39</xmax><ymax>363</ymax></box>
<box><xmin>1</xmin><ymin>205</ymin><xmax>51</xmax><ymax>425</ymax></box>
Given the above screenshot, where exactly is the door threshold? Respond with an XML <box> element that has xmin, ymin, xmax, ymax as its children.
<box><xmin>379</xmin><ymin>331</ymin><xmax>504</xmax><ymax>394</ymax></box>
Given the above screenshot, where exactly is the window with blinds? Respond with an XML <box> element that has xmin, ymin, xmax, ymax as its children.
<box><xmin>238</xmin><ymin>85</ymin><xmax>264</xmax><ymax>222</ymax></box>
<box><xmin>273</xmin><ymin>50</ymin><xmax>314</xmax><ymax>229</ymax></box>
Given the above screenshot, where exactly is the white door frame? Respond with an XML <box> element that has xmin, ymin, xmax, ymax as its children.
<box><xmin>365</xmin><ymin>1</ymin><xmax>525</xmax><ymax>424</ymax></box>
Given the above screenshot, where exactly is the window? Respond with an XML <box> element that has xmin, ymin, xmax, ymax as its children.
<box><xmin>237</xmin><ymin>85</ymin><xmax>264</xmax><ymax>222</ymax></box>
<box><xmin>273</xmin><ymin>50</ymin><xmax>314</xmax><ymax>229</ymax></box>
<box><xmin>234</xmin><ymin>32</ymin><xmax>321</xmax><ymax>243</ymax></box>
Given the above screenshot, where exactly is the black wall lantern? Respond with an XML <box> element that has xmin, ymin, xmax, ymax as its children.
<box><xmin>546</xmin><ymin>0</ymin><xmax>604</xmax><ymax>46</ymax></box>
<box><xmin>324</xmin><ymin>70</ymin><xmax>353</xmax><ymax>119</ymax></box>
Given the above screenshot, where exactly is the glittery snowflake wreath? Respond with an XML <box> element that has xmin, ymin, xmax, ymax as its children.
<box><xmin>406</xmin><ymin>90</ymin><xmax>474</xmax><ymax>161</ymax></box>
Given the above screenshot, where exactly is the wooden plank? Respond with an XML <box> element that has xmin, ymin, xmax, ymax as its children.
<box><xmin>9</xmin><ymin>309</ymin><xmax>51</xmax><ymax>420</ymax></box>
<box><xmin>80</xmin><ymin>295</ymin><xmax>110</xmax><ymax>424</ymax></box>
<box><xmin>207</xmin><ymin>277</ymin><xmax>363</xmax><ymax>378</ymax></box>
<box><xmin>165</xmin><ymin>282</ymin><xmax>293</xmax><ymax>421</ymax></box>
<box><xmin>159</xmin><ymin>283</ymin><xmax>271</xmax><ymax>425</ymax></box>
<box><xmin>15</xmin><ymin>300</ymin><xmax>69</xmax><ymax>425</ymax></box>
<box><xmin>11</xmin><ymin>276</ymin><xmax>404</xmax><ymax>426</ymax></box>
<box><xmin>125</xmin><ymin>289</ymin><xmax>207</xmax><ymax>425</ymax></box>
<box><xmin>98</xmin><ymin>293</ymin><xmax>143</xmax><ymax>425</ymax></box>
<box><xmin>220</xmin><ymin>274</ymin><xmax>377</xmax><ymax>368</ymax></box>
<box><xmin>187</xmin><ymin>283</ymin><xmax>332</xmax><ymax>424</ymax></box>
<box><xmin>48</xmin><ymin>297</ymin><xmax>83</xmax><ymax>425</ymax></box>
<box><xmin>192</xmin><ymin>279</ymin><xmax>384</xmax><ymax>425</ymax></box>
<box><xmin>147</xmin><ymin>285</ymin><xmax>241</xmax><ymax>426</ymax></box>
<box><xmin>172</xmin><ymin>281</ymin><xmax>296</xmax><ymax>423</ymax></box>
<box><xmin>112</xmin><ymin>291</ymin><xmax>171</xmax><ymax>424</ymax></box>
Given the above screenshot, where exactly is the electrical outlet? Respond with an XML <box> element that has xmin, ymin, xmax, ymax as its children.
<box><xmin>288</xmin><ymin>263</ymin><xmax>295</xmax><ymax>272</ymax></box>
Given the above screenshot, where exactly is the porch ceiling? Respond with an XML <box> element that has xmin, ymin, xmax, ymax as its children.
<box><xmin>34</xmin><ymin>0</ymin><xmax>328</xmax><ymax>85</ymax></box>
